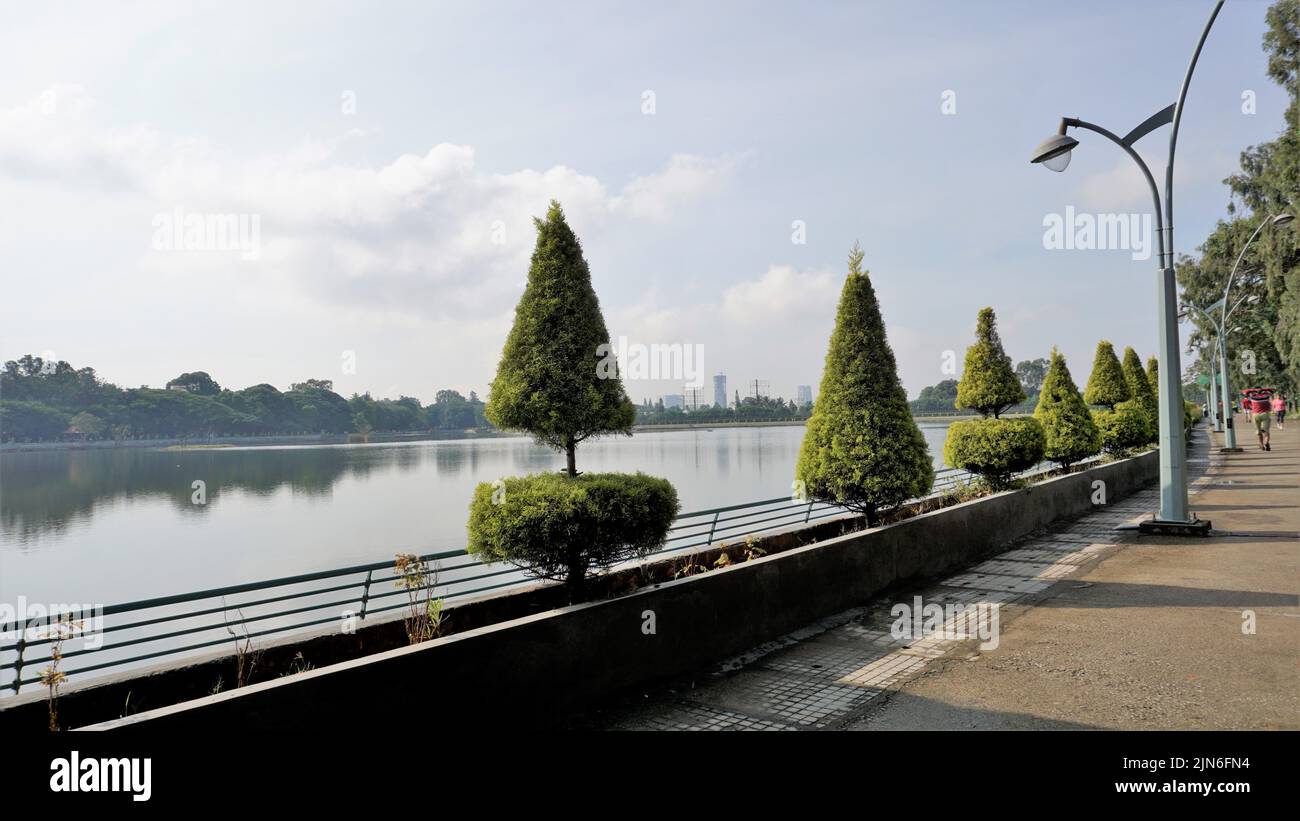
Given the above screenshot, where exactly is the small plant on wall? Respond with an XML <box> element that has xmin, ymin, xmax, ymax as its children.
<box><xmin>395</xmin><ymin>553</ymin><xmax>444</xmax><ymax>645</ymax></box>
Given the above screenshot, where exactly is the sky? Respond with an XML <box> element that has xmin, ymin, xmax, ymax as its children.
<box><xmin>0</xmin><ymin>0</ymin><xmax>1290</xmax><ymax>405</ymax></box>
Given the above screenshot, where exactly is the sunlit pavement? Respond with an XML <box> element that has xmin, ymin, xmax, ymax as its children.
<box><xmin>581</xmin><ymin>420</ymin><xmax>1298</xmax><ymax>730</ymax></box>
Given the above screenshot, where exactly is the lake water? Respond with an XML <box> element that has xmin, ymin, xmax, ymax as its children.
<box><xmin>1</xmin><ymin>423</ymin><xmax>951</xmax><ymax>607</ymax></box>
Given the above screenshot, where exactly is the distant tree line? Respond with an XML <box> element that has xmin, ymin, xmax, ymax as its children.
<box><xmin>633</xmin><ymin>394</ymin><xmax>812</xmax><ymax>425</ymax></box>
<box><xmin>0</xmin><ymin>355</ymin><xmax>491</xmax><ymax>442</ymax></box>
<box><xmin>908</xmin><ymin>357</ymin><xmax>1048</xmax><ymax>415</ymax></box>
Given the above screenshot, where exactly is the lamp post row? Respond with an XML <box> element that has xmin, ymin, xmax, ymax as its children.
<box><xmin>1029</xmin><ymin>0</ymin><xmax>1239</xmax><ymax>534</ymax></box>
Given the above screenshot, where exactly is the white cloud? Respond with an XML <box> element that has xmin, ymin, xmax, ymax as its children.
<box><xmin>0</xmin><ymin>86</ymin><xmax>740</xmax><ymax>321</ymax></box>
<box><xmin>610</xmin><ymin>153</ymin><xmax>743</xmax><ymax>221</ymax></box>
<box><xmin>721</xmin><ymin>264</ymin><xmax>838</xmax><ymax>325</ymax></box>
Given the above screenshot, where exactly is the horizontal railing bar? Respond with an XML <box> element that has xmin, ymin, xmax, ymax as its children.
<box><xmin>4</xmin><ymin>461</ymin><xmax>1114</xmax><ymax>690</ymax></box>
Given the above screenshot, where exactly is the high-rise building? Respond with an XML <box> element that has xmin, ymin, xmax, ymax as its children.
<box><xmin>683</xmin><ymin>385</ymin><xmax>705</xmax><ymax>410</ymax></box>
<box><xmin>713</xmin><ymin>373</ymin><xmax>727</xmax><ymax>408</ymax></box>
<box><xmin>797</xmin><ymin>385</ymin><xmax>813</xmax><ymax>406</ymax></box>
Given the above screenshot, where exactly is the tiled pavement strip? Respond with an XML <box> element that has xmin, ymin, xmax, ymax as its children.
<box><xmin>593</xmin><ymin>427</ymin><xmax>1219</xmax><ymax>731</ymax></box>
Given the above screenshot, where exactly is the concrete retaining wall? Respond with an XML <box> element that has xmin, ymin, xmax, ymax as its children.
<box><xmin>87</xmin><ymin>450</ymin><xmax>1158</xmax><ymax>731</ymax></box>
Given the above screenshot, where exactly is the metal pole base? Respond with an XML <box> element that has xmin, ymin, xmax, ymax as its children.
<box><xmin>1137</xmin><ymin>516</ymin><xmax>1213</xmax><ymax>537</ymax></box>
<box><xmin>1218</xmin><ymin>447</ymin><xmax>1244</xmax><ymax>453</ymax></box>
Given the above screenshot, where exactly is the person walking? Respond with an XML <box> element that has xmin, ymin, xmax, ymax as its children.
<box><xmin>1273</xmin><ymin>393</ymin><xmax>1287</xmax><ymax>429</ymax></box>
<box><xmin>1246</xmin><ymin>388</ymin><xmax>1273</xmax><ymax>451</ymax></box>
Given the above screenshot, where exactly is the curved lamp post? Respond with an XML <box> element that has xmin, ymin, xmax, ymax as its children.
<box><xmin>1030</xmin><ymin>0</ymin><xmax>1224</xmax><ymax>534</ymax></box>
<box><xmin>1184</xmin><ymin>291</ymin><xmax>1261</xmax><ymax>451</ymax></box>
<box><xmin>1215</xmin><ymin>213</ymin><xmax>1293</xmax><ymax>448</ymax></box>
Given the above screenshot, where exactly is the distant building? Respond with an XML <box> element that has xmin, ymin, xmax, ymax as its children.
<box><xmin>797</xmin><ymin>385</ymin><xmax>813</xmax><ymax>406</ymax></box>
<box><xmin>662</xmin><ymin>394</ymin><xmax>685</xmax><ymax>410</ymax></box>
<box><xmin>713</xmin><ymin>373</ymin><xmax>727</xmax><ymax>408</ymax></box>
<box><xmin>683</xmin><ymin>386</ymin><xmax>706</xmax><ymax>410</ymax></box>
<box><xmin>168</xmin><ymin>383</ymin><xmax>194</xmax><ymax>393</ymax></box>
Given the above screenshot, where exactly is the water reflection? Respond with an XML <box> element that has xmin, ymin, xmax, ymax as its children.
<box><xmin>2</xmin><ymin>425</ymin><xmax>949</xmax><ymax>602</ymax></box>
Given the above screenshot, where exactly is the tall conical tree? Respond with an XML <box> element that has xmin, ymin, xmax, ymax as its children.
<box><xmin>955</xmin><ymin>307</ymin><xmax>1025</xmax><ymax>418</ymax></box>
<box><xmin>1034</xmin><ymin>347</ymin><xmax>1101</xmax><ymax>469</ymax></box>
<box><xmin>796</xmin><ymin>243</ymin><xmax>933</xmax><ymax>525</ymax></box>
<box><xmin>486</xmin><ymin>200</ymin><xmax>634</xmax><ymax>475</ymax></box>
<box><xmin>1083</xmin><ymin>340</ymin><xmax>1130</xmax><ymax>409</ymax></box>
<box><xmin>1122</xmin><ymin>346</ymin><xmax>1158</xmax><ymax>441</ymax></box>
<box><xmin>1145</xmin><ymin>355</ymin><xmax>1159</xmax><ymax>399</ymax></box>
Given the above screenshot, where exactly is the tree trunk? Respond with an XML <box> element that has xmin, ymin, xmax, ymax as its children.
<box><xmin>565</xmin><ymin>436</ymin><xmax>577</xmax><ymax>477</ymax></box>
<box><xmin>865</xmin><ymin>502</ymin><xmax>879</xmax><ymax>528</ymax></box>
<box><xmin>565</xmin><ymin>551</ymin><xmax>586</xmax><ymax>603</ymax></box>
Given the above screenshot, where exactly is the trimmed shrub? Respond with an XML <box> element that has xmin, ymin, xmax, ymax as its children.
<box><xmin>467</xmin><ymin>472</ymin><xmax>679</xmax><ymax>593</ymax></box>
<box><xmin>955</xmin><ymin>307</ymin><xmax>1025</xmax><ymax>417</ymax></box>
<box><xmin>1083</xmin><ymin>340</ymin><xmax>1130</xmax><ymax>409</ymax></box>
<box><xmin>486</xmin><ymin>200</ymin><xmax>635</xmax><ymax>475</ymax></box>
<box><xmin>943</xmin><ymin>417</ymin><xmax>1046</xmax><ymax>489</ymax></box>
<box><xmin>1122</xmin><ymin>346</ymin><xmax>1158</xmax><ymax>442</ymax></box>
<box><xmin>1183</xmin><ymin>399</ymin><xmax>1200</xmax><ymax>441</ymax></box>
<box><xmin>1033</xmin><ymin>347</ymin><xmax>1101</xmax><ymax>470</ymax></box>
<box><xmin>1093</xmin><ymin>402</ymin><xmax>1150</xmax><ymax>454</ymax></box>
<box><xmin>1145</xmin><ymin>355</ymin><xmax>1159</xmax><ymax>400</ymax></box>
<box><xmin>796</xmin><ymin>243</ymin><xmax>933</xmax><ymax>525</ymax></box>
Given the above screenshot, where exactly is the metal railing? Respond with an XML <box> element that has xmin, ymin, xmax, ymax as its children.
<box><xmin>0</xmin><ymin>463</ymin><xmax>1051</xmax><ymax>695</ymax></box>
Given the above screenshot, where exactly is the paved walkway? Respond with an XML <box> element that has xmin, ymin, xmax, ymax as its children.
<box><xmin>583</xmin><ymin>418</ymin><xmax>1298</xmax><ymax>730</ymax></box>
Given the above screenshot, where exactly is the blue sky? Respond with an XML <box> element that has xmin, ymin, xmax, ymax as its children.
<box><xmin>0</xmin><ymin>0</ymin><xmax>1289</xmax><ymax>403</ymax></box>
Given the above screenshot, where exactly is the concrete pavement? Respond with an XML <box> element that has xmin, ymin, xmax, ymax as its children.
<box><xmin>585</xmin><ymin>419</ymin><xmax>1298</xmax><ymax>730</ymax></box>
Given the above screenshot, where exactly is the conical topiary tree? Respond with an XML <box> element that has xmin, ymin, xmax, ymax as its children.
<box><xmin>796</xmin><ymin>243</ymin><xmax>933</xmax><ymax>525</ymax></box>
<box><xmin>486</xmin><ymin>200</ymin><xmax>635</xmax><ymax>475</ymax></box>
<box><xmin>1083</xmin><ymin>340</ymin><xmax>1130</xmax><ymax>409</ymax></box>
<box><xmin>1033</xmin><ymin>347</ymin><xmax>1101</xmax><ymax>470</ymax></box>
<box><xmin>1122</xmin><ymin>346</ymin><xmax>1158</xmax><ymax>442</ymax></box>
<box><xmin>955</xmin><ymin>307</ymin><xmax>1025</xmax><ymax>418</ymax></box>
<box><xmin>1145</xmin><ymin>355</ymin><xmax>1159</xmax><ymax>400</ymax></box>
<box><xmin>472</xmin><ymin>201</ymin><xmax>677</xmax><ymax>596</ymax></box>
<box><xmin>944</xmin><ymin>307</ymin><xmax>1043</xmax><ymax>488</ymax></box>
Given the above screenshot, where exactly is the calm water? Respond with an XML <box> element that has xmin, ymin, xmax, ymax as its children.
<box><xmin>1</xmin><ymin>423</ymin><xmax>951</xmax><ymax>605</ymax></box>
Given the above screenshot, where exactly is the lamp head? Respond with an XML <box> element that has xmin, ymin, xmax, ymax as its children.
<box><xmin>1030</xmin><ymin>133</ymin><xmax>1079</xmax><ymax>172</ymax></box>
<box><xmin>1271</xmin><ymin>212</ymin><xmax>1294</xmax><ymax>226</ymax></box>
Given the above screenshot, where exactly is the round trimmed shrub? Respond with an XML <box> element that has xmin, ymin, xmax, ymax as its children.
<box><xmin>943</xmin><ymin>417</ymin><xmax>1046</xmax><ymax>488</ymax></box>
<box><xmin>467</xmin><ymin>471</ymin><xmax>679</xmax><ymax>595</ymax></box>
<box><xmin>1093</xmin><ymin>402</ymin><xmax>1150</xmax><ymax>454</ymax></box>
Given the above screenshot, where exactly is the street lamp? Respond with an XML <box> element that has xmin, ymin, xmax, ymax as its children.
<box><xmin>1030</xmin><ymin>0</ymin><xmax>1224</xmax><ymax>535</ymax></box>
<box><xmin>1214</xmin><ymin>213</ymin><xmax>1293</xmax><ymax>448</ymax></box>
<box><xmin>1183</xmin><ymin>290</ymin><xmax>1260</xmax><ymax>452</ymax></box>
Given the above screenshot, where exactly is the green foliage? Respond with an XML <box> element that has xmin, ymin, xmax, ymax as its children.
<box><xmin>467</xmin><ymin>472</ymin><xmax>679</xmax><ymax>592</ymax></box>
<box><xmin>1093</xmin><ymin>403</ymin><xmax>1150</xmax><ymax>454</ymax></box>
<box><xmin>955</xmin><ymin>307</ymin><xmax>1025</xmax><ymax>417</ymax></box>
<box><xmin>1015</xmin><ymin>358</ymin><xmax>1050</xmax><ymax>396</ymax></box>
<box><xmin>1083</xmin><ymin>341</ymin><xmax>1130</xmax><ymax>409</ymax></box>
<box><xmin>0</xmin><ymin>354</ymin><xmax>487</xmax><ymax>440</ymax></box>
<box><xmin>0</xmin><ymin>400</ymin><xmax>69</xmax><ymax>440</ymax></box>
<box><xmin>1183</xmin><ymin>400</ymin><xmax>1200</xmax><ymax>442</ymax></box>
<box><xmin>68</xmin><ymin>412</ymin><xmax>106</xmax><ymax>438</ymax></box>
<box><xmin>1121</xmin><ymin>347</ymin><xmax>1158</xmax><ymax>442</ymax></box>
<box><xmin>796</xmin><ymin>243</ymin><xmax>933</xmax><ymax>522</ymax></box>
<box><xmin>943</xmin><ymin>417</ymin><xmax>1046</xmax><ymax>489</ymax></box>
<box><xmin>165</xmin><ymin>371</ymin><xmax>222</xmax><ymax>396</ymax></box>
<box><xmin>1178</xmin><ymin>1</ymin><xmax>1300</xmax><ymax>393</ymax></box>
<box><xmin>910</xmin><ymin>379</ymin><xmax>960</xmax><ymax>413</ymax></box>
<box><xmin>485</xmin><ymin>201</ymin><xmax>634</xmax><ymax>474</ymax></box>
<box><xmin>1145</xmin><ymin>355</ymin><xmax>1159</xmax><ymax>400</ymax></box>
<box><xmin>1033</xmin><ymin>348</ymin><xmax>1101</xmax><ymax>469</ymax></box>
